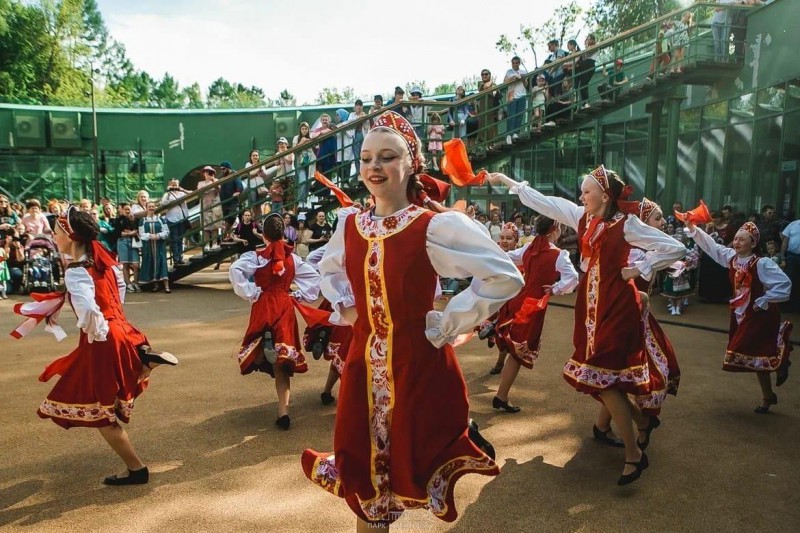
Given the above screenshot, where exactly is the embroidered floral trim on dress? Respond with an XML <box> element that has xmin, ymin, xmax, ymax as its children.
<box><xmin>311</xmin><ymin>454</ymin><xmax>343</xmax><ymax>496</ymax></box>
<box><xmin>327</xmin><ymin>341</ymin><xmax>346</xmax><ymax>375</ymax></box>
<box><xmin>360</xmin><ymin>237</ymin><xmax>396</xmax><ymax>521</ymax></box>
<box><xmin>355</xmin><ymin>205</ymin><xmax>425</xmax><ymax>240</ymax></box>
<box><xmin>563</xmin><ymin>360</ymin><xmax>650</xmax><ymax>389</ymax></box>
<box><xmin>38</xmin><ymin>397</ymin><xmax>135</xmax><ymax>423</ymax></box>
<box><xmin>585</xmin><ymin>263</ymin><xmax>600</xmax><ymax>355</ymax></box>
<box><xmin>510</xmin><ymin>339</ymin><xmax>540</xmax><ymax>367</ymax></box>
<box><xmin>724</xmin><ymin>321</ymin><xmax>791</xmax><ymax>372</ymax></box>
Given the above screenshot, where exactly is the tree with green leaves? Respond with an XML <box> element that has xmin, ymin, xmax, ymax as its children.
<box><xmin>152</xmin><ymin>74</ymin><xmax>183</xmax><ymax>108</ymax></box>
<box><xmin>316</xmin><ymin>87</ymin><xmax>356</xmax><ymax>105</ymax></box>
<box><xmin>586</xmin><ymin>0</ymin><xmax>680</xmax><ymax>41</ymax></box>
<box><xmin>496</xmin><ymin>0</ymin><xmax>584</xmax><ymax>68</ymax></box>
<box><xmin>182</xmin><ymin>82</ymin><xmax>204</xmax><ymax>109</ymax></box>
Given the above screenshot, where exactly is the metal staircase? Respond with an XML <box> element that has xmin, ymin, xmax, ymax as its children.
<box><xmin>160</xmin><ymin>1</ymin><xmax>754</xmax><ymax>283</ymax></box>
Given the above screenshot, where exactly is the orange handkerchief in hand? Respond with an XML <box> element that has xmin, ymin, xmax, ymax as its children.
<box><xmin>440</xmin><ymin>139</ymin><xmax>488</xmax><ymax>187</ymax></box>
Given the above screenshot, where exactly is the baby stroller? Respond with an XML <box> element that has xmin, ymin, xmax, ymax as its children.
<box><xmin>22</xmin><ymin>235</ymin><xmax>59</xmax><ymax>294</ymax></box>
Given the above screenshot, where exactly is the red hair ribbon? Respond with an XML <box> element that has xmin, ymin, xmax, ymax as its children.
<box><xmin>440</xmin><ymin>139</ymin><xmax>488</xmax><ymax>186</ymax></box>
<box><xmin>259</xmin><ymin>239</ymin><xmax>292</xmax><ymax>276</ymax></box>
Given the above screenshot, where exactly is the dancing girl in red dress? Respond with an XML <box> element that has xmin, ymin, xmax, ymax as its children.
<box><xmin>10</xmin><ymin>206</ymin><xmax>178</xmax><ymax>485</ymax></box>
<box><xmin>229</xmin><ymin>213</ymin><xmax>320</xmax><ymax>429</ymax></box>
<box><xmin>490</xmin><ymin>167</ymin><xmax>684</xmax><ymax>485</ymax></box>
<box><xmin>593</xmin><ymin>198</ymin><xmax>683</xmax><ymax>450</ymax></box>
<box><xmin>302</xmin><ymin>111</ymin><xmax>523</xmax><ymax>530</ymax></box>
<box><xmin>491</xmin><ymin>215</ymin><xmax>579</xmax><ymax>413</ymax></box>
<box><xmin>686</xmin><ymin>219</ymin><xmax>792</xmax><ymax>413</ymax></box>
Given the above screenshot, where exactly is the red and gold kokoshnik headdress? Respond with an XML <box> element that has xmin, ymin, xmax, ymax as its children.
<box><xmin>639</xmin><ymin>197</ymin><xmax>659</xmax><ymax>223</ymax></box>
<box><xmin>740</xmin><ymin>221</ymin><xmax>760</xmax><ymax>245</ymax></box>
<box><xmin>56</xmin><ymin>205</ymin><xmax>80</xmax><ymax>241</ymax></box>
<box><xmin>371</xmin><ymin>111</ymin><xmax>422</xmax><ymax>173</ymax></box>
<box><xmin>587</xmin><ymin>165</ymin><xmax>611</xmax><ymax>194</ymax></box>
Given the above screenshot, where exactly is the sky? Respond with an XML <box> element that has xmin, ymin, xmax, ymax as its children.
<box><xmin>96</xmin><ymin>0</ymin><xmax>594</xmax><ymax>105</ymax></box>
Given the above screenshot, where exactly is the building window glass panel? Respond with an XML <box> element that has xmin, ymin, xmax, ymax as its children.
<box><xmin>725</xmin><ymin>122</ymin><xmax>753</xmax><ymax>211</ymax></box>
<box><xmin>729</xmin><ymin>93</ymin><xmax>755</xmax><ymax>124</ymax></box>
<box><xmin>698</xmin><ymin>128</ymin><xmax>725</xmax><ymax>208</ymax></box>
<box><xmin>702</xmin><ymin>101</ymin><xmax>728</xmax><ymax>129</ymax></box>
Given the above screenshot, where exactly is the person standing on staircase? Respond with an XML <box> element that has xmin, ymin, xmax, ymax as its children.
<box><xmin>503</xmin><ymin>56</ymin><xmax>528</xmax><ymax>145</ymax></box>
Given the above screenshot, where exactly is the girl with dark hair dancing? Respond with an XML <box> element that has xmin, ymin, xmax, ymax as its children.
<box><xmin>228</xmin><ymin>213</ymin><xmax>320</xmax><ymax>430</ymax></box>
<box><xmin>10</xmin><ymin>206</ymin><xmax>178</xmax><ymax>486</ymax></box>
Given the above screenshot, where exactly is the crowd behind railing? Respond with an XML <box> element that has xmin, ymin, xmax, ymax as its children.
<box><xmin>1</xmin><ymin>2</ymin><xmax>778</xmax><ymax>303</ymax></box>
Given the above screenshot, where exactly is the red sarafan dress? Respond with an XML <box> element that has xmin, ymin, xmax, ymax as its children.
<box><xmin>495</xmin><ymin>238</ymin><xmax>578</xmax><ymax>368</ymax></box>
<box><xmin>229</xmin><ymin>242</ymin><xmax>320</xmax><ymax>377</ymax></box>
<box><xmin>630</xmin><ymin>250</ymin><xmax>681</xmax><ymax>415</ymax></box>
<box><xmin>36</xmin><ymin>255</ymin><xmax>149</xmax><ymax>429</ymax></box>
<box><xmin>504</xmin><ymin>180</ymin><xmax>685</xmax><ymax>396</ymax></box>
<box><xmin>689</xmin><ymin>227</ymin><xmax>793</xmax><ymax>372</ymax></box>
<box><xmin>302</xmin><ymin>206</ymin><xmax>523</xmax><ymax>524</ymax></box>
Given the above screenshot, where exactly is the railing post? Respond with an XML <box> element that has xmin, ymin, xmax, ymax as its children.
<box><xmin>644</xmin><ymin>99</ymin><xmax>664</xmax><ymax>199</ymax></box>
<box><xmin>664</xmin><ymin>94</ymin><xmax>685</xmax><ymax>206</ymax></box>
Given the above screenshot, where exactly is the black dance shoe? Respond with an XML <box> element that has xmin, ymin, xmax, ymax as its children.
<box><xmin>262</xmin><ymin>331</ymin><xmax>277</xmax><ymax>364</ymax></box>
<box><xmin>755</xmin><ymin>393</ymin><xmax>778</xmax><ymax>414</ymax></box>
<box><xmin>592</xmin><ymin>425</ymin><xmax>625</xmax><ymax>448</ymax></box>
<box><xmin>637</xmin><ymin>416</ymin><xmax>661</xmax><ymax>451</ymax></box>
<box><xmin>138</xmin><ymin>345</ymin><xmax>178</xmax><ymax>369</ymax></box>
<box><xmin>103</xmin><ymin>466</ymin><xmax>149</xmax><ymax>486</ymax></box>
<box><xmin>320</xmin><ymin>392</ymin><xmax>335</xmax><ymax>406</ymax></box>
<box><xmin>275</xmin><ymin>415</ymin><xmax>291</xmax><ymax>430</ymax></box>
<box><xmin>468</xmin><ymin>419</ymin><xmax>496</xmax><ymax>460</ymax></box>
<box><xmin>617</xmin><ymin>453</ymin><xmax>649</xmax><ymax>486</ymax></box>
<box><xmin>776</xmin><ymin>360</ymin><xmax>791</xmax><ymax>387</ymax></box>
<box><xmin>311</xmin><ymin>328</ymin><xmax>330</xmax><ymax>361</ymax></box>
<box><xmin>492</xmin><ymin>396</ymin><xmax>521</xmax><ymax>413</ymax></box>
<box><xmin>478</xmin><ymin>322</ymin><xmax>496</xmax><ymax>340</ymax></box>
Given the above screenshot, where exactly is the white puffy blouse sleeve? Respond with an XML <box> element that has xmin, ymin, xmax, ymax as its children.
<box><xmin>685</xmin><ymin>225</ymin><xmax>736</xmax><ymax>268</ymax></box>
<box><xmin>112</xmin><ymin>264</ymin><xmax>126</xmax><ymax>303</ymax></box>
<box><xmin>496</xmin><ymin>175</ymin><xmax>584</xmax><ymax>231</ymax></box>
<box><xmin>425</xmin><ymin>211</ymin><xmax>524</xmax><ymax>348</ymax></box>
<box><xmin>552</xmin><ymin>248</ymin><xmax>579</xmax><ymax>295</ymax></box>
<box><xmin>306</xmin><ymin>244</ymin><xmax>327</xmax><ymax>272</ymax></box>
<box><xmin>506</xmin><ymin>242</ymin><xmax>531</xmax><ymax>266</ymax></box>
<box><xmin>623</xmin><ymin>216</ymin><xmax>686</xmax><ymax>280</ymax></box>
<box><xmin>292</xmin><ymin>253</ymin><xmax>321</xmax><ymax>302</ymax></box>
<box><xmin>65</xmin><ymin>267</ymin><xmax>108</xmax><ymax>343</ymax></box>
<box><xmin>319</xmin><ymin>207</ymin><xmax>360</xmax><ymax>325</ymax></box>
<box><xmin>755</xmin><ymin>258</ymin><xmax>792</xmax><ymax>309</ymax></box>
<box><xmin>229</xmin><ymin>251</ymin><xmax>266</xmax><ymax>303</ymax></box>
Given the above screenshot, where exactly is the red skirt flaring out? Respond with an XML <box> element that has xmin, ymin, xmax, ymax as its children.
<box><xmin>37</xmin><ymin>318</ymin><xmax>149</xmax><ymax>429</ymax></box>
<box><xmin>237</xmin><ymin>290</ymin><xmax>307</xmax><ymax>377</ymax></box>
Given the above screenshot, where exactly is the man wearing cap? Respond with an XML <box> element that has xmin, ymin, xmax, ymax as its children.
<box><xmin>218</xmin><ymin>161</ymin><xmax>243</xmax><ymax>240</ymax></box>
<box><xmin>407</xmin><ymin>86</ymin><xmax>425</xmax><ymax>138</ymax></box>
<box><xmin>503</xmin><ymin>56</ymin><xmax>529</xmax><ymax>144</ymax></box>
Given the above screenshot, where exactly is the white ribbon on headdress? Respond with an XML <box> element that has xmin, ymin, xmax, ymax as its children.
<box><xmin>9</xmin><ymin>292</ymin><xmax>67</xmax><ymax>341</ymax></box>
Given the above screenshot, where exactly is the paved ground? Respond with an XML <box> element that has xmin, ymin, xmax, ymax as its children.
<box><xmin>0</xmin><ymin>268</ymin><xmax>798</xmax><ymax>532</ymax></box>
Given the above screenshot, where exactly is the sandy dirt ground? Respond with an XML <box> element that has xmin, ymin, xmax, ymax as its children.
<box><xmin>0</xmin><ymin>268</ymin><xmax>798</xmax><ymax>532</ymax></box>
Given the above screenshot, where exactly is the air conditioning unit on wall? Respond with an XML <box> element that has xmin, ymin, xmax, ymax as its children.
<box><xmin>49</xmin><ymin>112</ymin><xmax>82</xmax><ymax>148</ymax></box>
<box><xmin>12</xmin><ymin>111</ymin><xmax>46</xmax><ymax>147</ymax></box>
<box><xmin>274</xmin><ymin>111</ymin><xmax>300</xmax><ymax>141</ymax></box>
